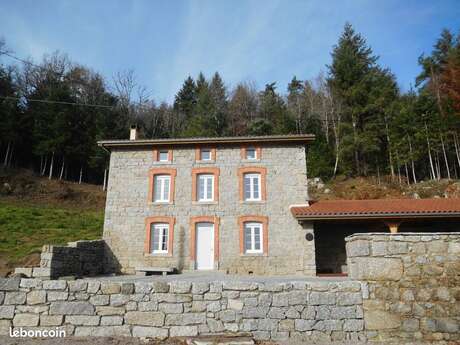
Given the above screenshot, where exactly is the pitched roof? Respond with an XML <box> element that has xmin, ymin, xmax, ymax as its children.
<box><xmin>98</xmin><ymin>134</ymin><xmax>315</xmax><ymax>149</ymax></box>
<box><xmin>291</xmin><ymin>198</ymin><xmax>460</xmax><ymax>220</ymax></box>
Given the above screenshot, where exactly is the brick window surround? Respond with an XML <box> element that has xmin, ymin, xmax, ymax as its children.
<box><xmin>191</xmin><ymin>167</ymin><xmax>220</xmax><ymax>202</ymax></box>
<box><xmin>144</xmin><ymin>216</ymin><xmax>175</xmax><ymax>256</ymax></box>
<box><xmin>189</xmin><ymin>216</ymin><xmax>220</xmax><ymax>262</ymax></box>
<box><xmin>148</xmin><ymin>168</ymin><xmax>177</xmax><ymax>203</ymax></box>
<box><xmin>195</xmin><ymin>147</ymin><xmax>216</xmax><ymax>162</ymax></box>
<box><xmin>240</xmin><ymin>146</ymin><xmax>262</xmax><ymax>160</ymax></box>
<box><xmin>238</xmin><ymin>215</ymin><xmax>269</xmax><ymax>255</ymax></box>
<box><xmin>153</xmin><ymin>148</ymin><xmax>173</xmax><ymax>162</ymax></box>
<box><xmin>237</xmin><ymin>167</ymin><xmax>267</xmax><ymax>201</ymax></box>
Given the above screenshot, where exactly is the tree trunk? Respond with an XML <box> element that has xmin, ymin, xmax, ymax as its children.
<box><xmin>352</xmin><ymin>118</ymin><xmax>360</xmax><ymax>175</ymax></box>
<box><xmin>79</xmin><ymin>167</ymin><xmax>83</xmax><ymax>184</ymax></box>
<box><xmin>440</xmin><ymin>133</ymin><xmax>451</xmax><ymax>179</ymax></box>
<box><xmin>103</xmin><ymin>168</ymin><xmax>107</xmax><ymax>191</ymax></box>
<box><xmin>59</xmin><ymin>157</ymin><xmax>65</xmax><ymax>181</ymax></box>
<box><xmin>398</xmin><ymin>166</ymin><xmax>402</xmax><ymax>185</ymax></box>
<box><xmin>48</xmin><ymin>152</ymin><xmax>55</xmax><ymax>180</ymax></box>
<box><xmin>435</xmin><ymin>153</ymin><xmax>441</xmax><ymax>180</ymax></box>
<box><xmin>407</xmin><ymin>136</ymin><xmax>417</xmax><ymax>184</ymax></box>
<box><xmin>404</xmin><ymin>162</ymin><xmax>410</xmax><ymax>185</ymax></box>
<box><xmin>376</xmin><ymin>165</ymin><xmax>381</xmax><ymax>185</ymax></box>
<box><xmin>40</xmin><ymin>156</ymin><xmax>44</xmax><ymax>175</ymax></box>
<box><xmin>453</xmin><ymin>133</ymin><xmax>460</xmax><ymax>169</ymax></box>
<box><xmin>425</xmin><ymin>123</ymin><xmax>436</xmax><ymax>180</ymax></box>
<box><xmin>41</xmin><ymin>155</ymin><xmax>48</xmax><ymax>176</ymax></box>
<box><xmin>3</xmin><ymin>141</ymin><xmax>10</xmax><ymax>167</ymax></box>
<box><xmin>7</xmin><ymin>145</ymin><xmax>13</xmax><ymax>167</ymax></box>
<box><xmin>385</xmin><ymin>121</ymin><xmax>395</xmax><ymax>179</ymax></box>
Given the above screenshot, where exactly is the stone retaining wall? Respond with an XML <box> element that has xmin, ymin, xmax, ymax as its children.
<box><xmin>15</xmin><ymin>240</ymin><xmax>106</xmax><ymax>279</ymax></box>
<box><xmin>0</xmin><ymin>277</ymin><xmax>365</xmax><ymax>342</ymax></box>
<box><xmin>346</xmin><ymin>232</ymin><xmax>460</xmax><ymax>343</ymax></box>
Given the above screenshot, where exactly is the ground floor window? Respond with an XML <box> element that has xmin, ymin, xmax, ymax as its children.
<box><xmin>151</xmin><ymin>223</ymin><xmax>169</xmax><ymax>254</ymax></box>
<box><xmin>244</xmin><ymin>222</ymin><xmax>263</xmax><ymax>253</ymax></box>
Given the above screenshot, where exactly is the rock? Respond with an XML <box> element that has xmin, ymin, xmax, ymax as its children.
<box><xmin>401</xmin><ymin>318</ymin><xmax>419</xmax><ymax>331</ymax></box>
<box><xmin>138</xmin><ymin>301</ymin><xmax>158</xmax><ymax>311</ymax></box>
<box><xmin>120</xmin><ymin>283</ymin><xmax>134</xmax><ymax>295</ymax></box>
<box><xmin>95</xmin><ymin>306</ymin><xmax>125</xmax><ymax>316</ymax></box>
<box><xmin>272</xmin><ymin>293</ymin><xmax>289</xmax><ymax>307</ymax></box>
<box><xmin>43</xmin><ymin>280</ymin><xmax>67</xmax><ymax>290</ymax></box>
<box><xmin>337</xmin><ymin>292</ymin><xmax>362</xmax><ymax>306</ymax></box>
<box><xmin>0</xmin><ymin>277</ymin><xmax>20</xmax><ymax>291</ymax></box>
<box><xmin>158</xmin><ymin>303</ymin><xmax>183</xmax><ymax>314</ymax></box>
<box><xmin>132</xmin><ymin>326</ymin><xmax>168</xmax><ymax>338</ymax></box>
<box><xmin>165</xmin><ymin>312</ymin><xmax>206</xmax><ymax>325</ymax></box>
<box><xmin>169</xmin><ymin>281</ymin><xmax>191</xmax><ymax>294</ymax></box>
<box><xmin>330</xmin><ymin>306</ymin><xmax>358</xmax><ymax>319</ymax></box>
<box><xmin>87</xmin><ymin>281</ymin><xmax>101</xmax><ymax>294</ymax></box>
<box><xmin>32</xmin><ymin>267</ymin><xmax>51</xmax><ymax>277</ymax></box>
<box><xmin>288</xmin><ymin>291</ymin><xmax>308</xmax><ymax>305</ymax></box>
<box><xmin>309</xmin><ymin>292</ymin><xmax>335</xmax><ymax>305</ymax></box>
<box><xmin>100</xmin><ymin>282</ymin><xmax>121</xmax><ymax>294</ymax></box>
<box><xmin>26</xmin><ymin>291</ymin><xmax>46</xmax><ymax>305</ymax></box>
<box><xmin>242</xmin><ymin>306</ymin><xmax>269</xmax><ymax>318</ymax></box>
<box><xmin>110</xmin><ymin>294</ymin><xmax>130</xmax><ymax>307</ymax></box>
<box><xmin>223</xmin><ymin>281</ymin><xmax>257</xmax><ymax>291</ymax></box>
<box><xmin>192</xmin><ymin>282</ymin><xmax>210</xmax><ymax>294</ymax></box>
<box><xmin>74</xmin><ymin>325</ymin><xmax>131</xmax><ymax>337</ymax></box>
<box><xmin>349</xmin><ymin>257</ymin><xmax>403</xmax><ymax>281</ymax></box>
<box><xmin>0</xmin><ymin>306</ymin><xmax>15</xmax><ymax>319</ymax></box>
<box><xmin>100</xmin><ymin>316</ymin><xmax>123</xmax><ymax>326</ymax></box>
<box><xmin>66</xmin><ymin>315</ymin><xmax>100</xmax><ymax>326</ymax></box>
<box><xmin>13</xmin><ymin>313</ymin><xmax>39</xmax><ymax>327</ymax></box>
<box><xmin>435</xmin><ymin>318</ymin><xmax>459</xmax><ymax>333</ymax></box>
<box><xmin>343</xmin><ymin>319</ymin><xmax>364</xmax><ymax>331</ymax></box>
<box><xmin>89</xmin><ymin>294</ymin><xmax>109</xmax><ymax>306</ymax></box>
<box><xmin>47</xmin><ymin>291</ymin><xmax>68</xmax><ymax>301</ymax></box>
<box><xmin>295</xmin><ymin>319</ymin><xmax>315</xmax><ymax>331</ymax></box>
<box><xmin>125</xmin><ymin>311</ymin><xmax>165</xmax><ymax>326</ymax></box>
<box><xmin>68</xmin><ymin>280</ymin><xmax>88</xmax><ymax>292</ymax></box>
<box><xmin>207</xmin><ymin>319</ymin><xmax>225</xmax><ymax>333</ymax></box>
<box><xmin>49</xmin><ymin>302</ymin><xmax>94</xmax><ymax>315</ymax></box>
<box><xmin>169</xmin><ymin>325</ymin><xmax>198</xmax><ymax>337</ymax></box>
<box><xmin>364</xmin><ymin>310</ymin><xmax>401</xmax><ymax>330</ymax></box>
<box><xmin>313</xmin><ymin>320</ymin><xmax>342</xmax><ymax>331</ymax></box>
<box><xmin>14</xmin><ymin>268</ymin><xmax>33</xmax><ymax>277</ymax></box>
<box><xmin>347</xmin><ymin>240</ymin><xmax>370</xmax><ymax>257</ymax></box>
<box><xmin>228</xmin><ymin>298</ymin><xmax>244</xmax><ymax>311</ymax></box>
<box><xmin>40</xmin><ymin>315</ymin><xmax>63</xmax><ymax>326</ymax></box>
<box><xmin>20</xmin><ymin>278</ymin><xmax>42</xmax><ymax>289</ymax></box>
<box><xmin>5</xmin><ymin>292</ymin><xmax>26</xmax><ymax>305</ymax></box>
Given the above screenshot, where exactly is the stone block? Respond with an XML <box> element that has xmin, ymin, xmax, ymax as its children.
<box><xmin>165</xmin><ymin>312</ymin><xmax>205</xmax><ymax>325</ymax></box>
<box><xmin>95</xmin><ymin>306</ymin><xmax>125</xmax><ymax>316</ymax></box>
<box><xmin>138</xmin><ymin>301</ymin><xmax>158</xmax><ymax>312</ymax></box>
<box><xmin>279</xmin><ymin>319</ymin><xmax>294</xmax><ymax>331</ymax></box>
<box><xmin>285</xmin><ymin>306</ymin><xmax>299</xmax><ymax>319</ymax></box>
<box><xmin>295</xmin><ymin>319</ymin><xmax>315</xmax><ymax>331</ymax></box>
<box><xmin>87</xmin><ymin>281</ymin><xmax>100</xmax><ymax>294</ymax></box>
<box><xmin>47</xmin><ymin>291</ymin><xmax>68</xmax><ymax>301</ymax></box>
<box><xmin>40</xmin><ymin>315</ymin><xmax>63</xmax><ymax>326</ymax></box>
<box><xmin>301</xmin><ymin>306</ymin><xmax>315</xmax><ymax>319</ymax></box>
<box><xmin>364</xmin><ymin>310</ymin><xmax>401</xmax><ymax>330</ymax></box>
<box><xmin>152</xmin><ymin>281</ymin><xmax>169</xmax><ymax>293</ymax></box>
<box><xmin>169</xmin><ymin>281</ymin><xmax>191</xmax><ymax>293</ymax></box>
<box><xmin>207</xmin><ymin>318</ymin><xmax>224</xmax><ymax>333</ymax></box>
<box><xmin>242</xmin><ymin>306</ymin><xmax>269</xmax><ymax>318</ymax></box>
<box><xmin>69</xmin><ymin>280</ymin><xmax>87</xmax><ymax>292</ymax></box>
<box><xmin>288</xmin><ymin>291</ymin><xmax>308</xmax><ymax>305</ymax></box>
<box><xmin>387</xmin><ymin>241</ymin><xmax>408</xmax><ymax>254</ymax></box>
<box><xmin>100</xmin><ymin>282</ymin><xmax>121</xmax><ymax>294</ymax></box>
<box><xmin>110</xmin><ymin>294</ymin><xmax>130</xmax><ymax>307</ymax></box>
<box><xmin>228</xmin><ymin>298</ymin><xmax>243</xmax><ymax>311</ymax></box>
<box><xmin>223</xmin><ymin>322</ymin><xmax>238</xmax><ymax>332</ymax></box>
<box><xmin>268</xmin><ymin>307</ymin><xmax>286</xmax><ymax>319</ymax></box>
<box><xmin>159</xmin><ymin>303</ymin><xmax>183</xmax><ymax>314</ymax></box>
<box><xmin>13</xmin><ymin>313</ymin><xmax>39</xmax><ymax>327</ymax></box>
<box><xmin>27</xmin><ymin>290</ymin><xmax>46</xmax><ymax>305</ymax></box>
<box><xmin>20</xmin><ymin>278</ymin><xmax>42</xmax><ymax>289</ymax></box>
<box><xmin>0</xmin><ymin>306</ymin><xmax>15</xmax><ymax>319</ymax></box>
<box><xmin>132</xmin><ymin>326</ymin><xmax>168</xmax><ymax>338</ymax></box>
<box><xmin>347</xmin><ymin>240</ymin><xmax>370</xmax><ymax>257</ymax></box>
<box><xmin>100</xmin><ymin>316</ymin><xmax>123</xmax><ymax>326</ymax></box>
<box><xmin>349</xmin><ymin>257</ymin><xmax>403</xmax><ymax>281</ymax></box>
<box><xmin>435</xmin><ymin>318</ymin><xmax>459</xmax><ymax>333</ymax></box>
<box><xmin>43</xmin><ymin>280</ymin><xmax>67</xmax><ymax>290</ymax></box>
<box><xmin>401</xmin><ymin>318</ymin><xmax>419</xmax><ymax>332</ymax></box>
<box><xmin>120</xmin><ymin>283</ymin><xmax>134</xmax><ymax>295</ymax></box>
<box><xmin>222</xmin><ymin>281</ymin><xmax>257</xmax><ymax>291</ymax></box>
<box><xmin>170</xmin><ymin>325</ymin><xmax>198</xmax><ymax>337</ymax></box>
<box><xmin>219</xmin><ymin>310</ymin><xmax>236</xmax><ymax>322</ymax></box>
<box><xmin>74</xmin><ymin>325</ymin><xmax>131</xmax><ymax>337</ymax></box>
<box><xmin>330</xmin><ymin>306</ymin><xmax>358</xmax><ymax>319</ymax></box>
<box><xmin>427</xmin><ymin>240</ymin><xmax>448</xmax><ymax>253</ymax></box>
<box><xmin>343</xmin><ymin>319</ymin><xmax>363</xmax><ymax>331</ymax></box>
<box><xmin>5</xmin><ymin>292</ymin><xmax>26</xmax><ymax>305</ymax></box>
<box><xmin>0</xmin><ymin>320</ymin><xmax>11</xmax><ymax>335</ymax></box>
<box><xmin>192</xmin><ymin>282</ymin><xmax>210</xmax><ymax>294</ymax></box>
<box><xmin>125</xmin><ymin>311</ymin><xmax>165</xmax><ymax>326</ymax></box>
<box><xmin>156</xmin><ymin>293</ymin><xmax>192</xmax><ymax>303</ymax></box>
<box><xmin>89</xmin><ymin>294</ymin><xmax>109</xmax><ymax>306</ymax></box>
<box><xmin>204</xmin><ymin>293</ymin><xmax>221</xmax><ymax>301</ymax></box>
<box><xmin>258</xmin><ymin>318</ymin><xmax>278</xmax><ymax>331</ymax></box>
<box><xmin>272</xmin><ymin>293</ymin><xmax>289</xmax><ymax>307</ymax></box>
<box><xmin>309</xmin><ymin>291</ymin><xmax>335</xmax><ymax>305</ymax></box>
<box><xmin>206</xmin><ymin>301</ymin><xmax>221</xmax><ymax>312</ymax></box>
<box><xmin>14</xmin><ymin>268</ymin><xmax>33</xmax><ymax>277</ymax></box>
<box><xmin>66</xmin><ymin>315</ymin><xmax>100</xmax><ymax>326</ymax></box>
<box><xmin>337</xmin><ymin>292</ymin><xmax>362</xmax><ymax>306</ymax></box>
<box><xmin>448</xmin><ymin>241</ymin><xmax>460</xmax><ymax>254</ymax></box>
<box><xmin>371</xmin><ymin>242</ymin><xmax>386</xmax><ymax>256</ymax></box>
<box><xmin>49</xmin><ymin>302</ymin><xmax>94</xmax><ymax>315</ymax></box>
<box><xmin>313</xmin><ymin>320</ymin><xmax>342</xmax><ymax>331</ymax></box>
<box><xmin>32</xmin><ymin>267</ymin><xmax>51</xmax><ymax>277</ymax></box>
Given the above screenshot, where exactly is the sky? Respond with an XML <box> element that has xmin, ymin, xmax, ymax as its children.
<box><xmin>1</xmin><ymin>0</ymin><xmax>459</xmax><ymax>103</ymax></box>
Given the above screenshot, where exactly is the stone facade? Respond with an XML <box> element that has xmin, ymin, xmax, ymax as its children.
<box><xmin>346</xmin><ymin>232</ymin><xmax>460</xmax><ymax>343</ymax></box>
<box><xmin>0</xmin><ymin>277</ymin><xmax>365</xmax><ymax>342</ymax></box>
<box><xmin>103</xmin><ymin>144</ymin><xmax>314</xmax><ymax>275</ymax></box>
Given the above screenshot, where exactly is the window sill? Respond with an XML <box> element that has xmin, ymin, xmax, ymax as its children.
<box><xmin>149</xmin><ymin>202</ymin><xmax>174</xmax><ymax>206</ymax></box>
<box><xmin>153</xmin><ymin>161</ymin><xmax>173</xmax><ymax>164</ymax></box>
<box><xmin>192</xmin><ymin>201</ymin><xmax>218</xmax><ymax>206</ymax></box>
<box><xmin>195</xmin><ymin>160</ymin><xmax>216</xmax><ymax>164</ymax></box>
<box><xmin>241</xmin><ymin>159</ymin><xmax>261</xmax><ymax>163</ymax></box>
<box><xmin>240</xmin><ymin>253</ymin><xmax>267</xmax><ymax>257</ymax></box>
<box><xmin>240</xmin><ymin>200</ymin><xmax>266</xmax><ymax>204</ymax></box>
<box><xmin>144</xmin><ymin>253</ymin><xmax>173</xmax><ymax>258</ymax></box>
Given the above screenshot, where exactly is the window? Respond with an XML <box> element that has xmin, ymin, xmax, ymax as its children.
<box><xmin>151</xmin><ymin>223</ymin><xmax>169</xmax><ymax>253</ymax></box>
<box><xmin>244</xmin><ymin>222</ymin><xmax>263</xmax><ymax>253</ymax></box>
<box><xmin>244</xmin><ymin>173</ymin><xmax>261</xmax><ymax>201</ymax></box>
<box><xmin>201</xmin><ymin>149</ymin><xmax>211</xmax><ymax>161</ymax></box>
<box><xmin>158</xmin><ymin>150</ymin><xmax>169</xmax><ymax>162</ymax></box>
<box><xmin>197</xmin><ymin>174</ymin><xmax>214</xmax><ymax>201</ymax></box>
<box><xmin>153</xmin><ymin>175</ymin><xmax>170</xmax><ymax>202</ymax></box>
<box><xmin>246</xmin><ymin>147</ymin><xmax>257</xmax><ymax>160</ymax></box>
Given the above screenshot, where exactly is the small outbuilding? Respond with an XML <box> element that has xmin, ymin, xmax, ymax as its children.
<box><xmin>291</xmin><ymin>198</ymin><xmax>460</xmax><ymax>275</ymax></box>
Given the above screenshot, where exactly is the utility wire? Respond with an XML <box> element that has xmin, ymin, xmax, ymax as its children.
<box><xmin>0</xmin><ymin>95</ymin><xmax>115</xmax><ymax>109</ymax></box>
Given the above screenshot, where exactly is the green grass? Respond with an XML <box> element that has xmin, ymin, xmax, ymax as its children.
<box><xmin>0</xmin><ymin>201</ymin><xmax>104</xmax><ymax>264</ymax></box>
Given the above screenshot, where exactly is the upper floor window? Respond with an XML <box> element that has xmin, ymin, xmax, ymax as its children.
<box><xmin>154</xmin><ymin>175</ymin><xmax>170</xmax><ymax>202</ymax></box>
<box><xmin>244</xmin><ymin>222</ymin><xmax>263</xmax><ymax>254</ymax></box>
<box><xmin>197</xmin><ymin>174</ymin><xmax>214</xmax><ymax>202</ymax></box>
<box><xmin>246</xmin><ymin>147</ymin><xmax>257</xmax><ymax>160</ymax></box>
<box><xmin>150</xmin><ymin>223</ymin><xmax>169</xmax><ymax>254</ymax></box>
<box><xmin>158</xmin><ymin>150</ymin><xmax>169</xmax><ymax>162</ymax></box>
<box><xmin>201</xmin><ymin>149</ymin><xmax>211</xmax><ymax>161</ymax></box>
<box><xmin>244</xmin><ymin>173</ymin><xmax>261</xmax><ymax>201</ymax></box>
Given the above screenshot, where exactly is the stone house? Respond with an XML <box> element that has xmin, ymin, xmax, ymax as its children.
<box><xmin>98</xmin><ymin>133</ymin><xmax>317</xmax><ymax>276</ymax></box>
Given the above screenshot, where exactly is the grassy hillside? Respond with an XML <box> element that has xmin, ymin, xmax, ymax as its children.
<box><xmin>0</xmin><ymin>169</ymin><xmax>105</xmax><ymax>276</ymax></box>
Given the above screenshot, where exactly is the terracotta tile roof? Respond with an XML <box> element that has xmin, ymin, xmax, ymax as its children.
<box><xmin>291</xmin><ymin>198</ymin><xmax>460</xmax><ymax>220</ymax></box>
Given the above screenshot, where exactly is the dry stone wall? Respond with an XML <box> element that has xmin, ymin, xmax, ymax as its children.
<box><xmin>346</xmin><ymin>232</ymin><xmax>460</xmax><ymax>343</ymax></box>
<box><xmin>0</xmin><ymin>277</ymin><xmax>365</xmax><ymax>342</ymax></box>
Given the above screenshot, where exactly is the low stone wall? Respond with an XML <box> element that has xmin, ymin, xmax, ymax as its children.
<box><xmin>15</xmin><ymin>240</ymin><xmax>106</xmax><ymax>279</ymax></box>
<box><xmin>0</xmin><ymin>277</ymin><xmax>365</xmax><ymax>342</ymax></box>
<box><xmin>346</xmin><ymin>232</ymin><xmax>460</xmax><ymax>343</ymax></box>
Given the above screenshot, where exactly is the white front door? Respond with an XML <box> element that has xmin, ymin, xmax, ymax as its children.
<box><xmin>196</xmin><ymin>222</ymin><xmax>214</xmax><ymax>270</ymax></box>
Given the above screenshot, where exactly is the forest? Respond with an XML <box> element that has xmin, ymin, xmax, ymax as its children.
<box><xmin>1</xmin><ymin>23</ymin><xmax>460</xmax><ymax>185</ymax></box>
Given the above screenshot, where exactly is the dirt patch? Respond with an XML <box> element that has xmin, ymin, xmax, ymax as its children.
<box><xmin>2</xmin><ymin>337</ymin><xmax>186</xmax><ymax>345</ymax></box>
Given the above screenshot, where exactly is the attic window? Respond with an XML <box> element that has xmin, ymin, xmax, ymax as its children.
<box><xmin>158</xmin><ymin>150</ymin><xmax>169</xmax><ymax>162</ymax></box>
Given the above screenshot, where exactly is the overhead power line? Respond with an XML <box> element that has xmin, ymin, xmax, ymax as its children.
<box><xmin>0</xmin><ymin>96</ymin><xmax>114</xmax><ymax>109</ymax></box>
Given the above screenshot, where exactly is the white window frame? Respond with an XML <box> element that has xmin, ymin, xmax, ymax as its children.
<box><xmin>153</xmin><ymin>174</ymin><xmax>171</xmax><ymax>202</ymax></box>
<box><xmin>151</xmin><ymin>223</ymin><xmax>169</xmax><ymax>254</ymax></box>
<box><xmin>158</xmin><ymin>150</ymin><xmax>169</xmax><ymax>162</ymax></box>
<box><xmin>200</xmin><ymin>149</ymin><xmax>212</xmax><ymax>161</ymax></box>
<box><xmin>197</xmin><ymin>174</ymin><xmax>214</xmax><ymax>202</ymax></box>
<box><xmin>243</xmin><ymin>173</ymin><xmax>261</xmax><ymax>201</ymax></box>
<box><xmin>244</xmin><ymin>222</ymin><xmax>263</xmax><ymax>254</ymax></box>
<box><xmin>246</xmin><ymin>147</ymin><xmax>257</xmax><ymax>160</ymax></box>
